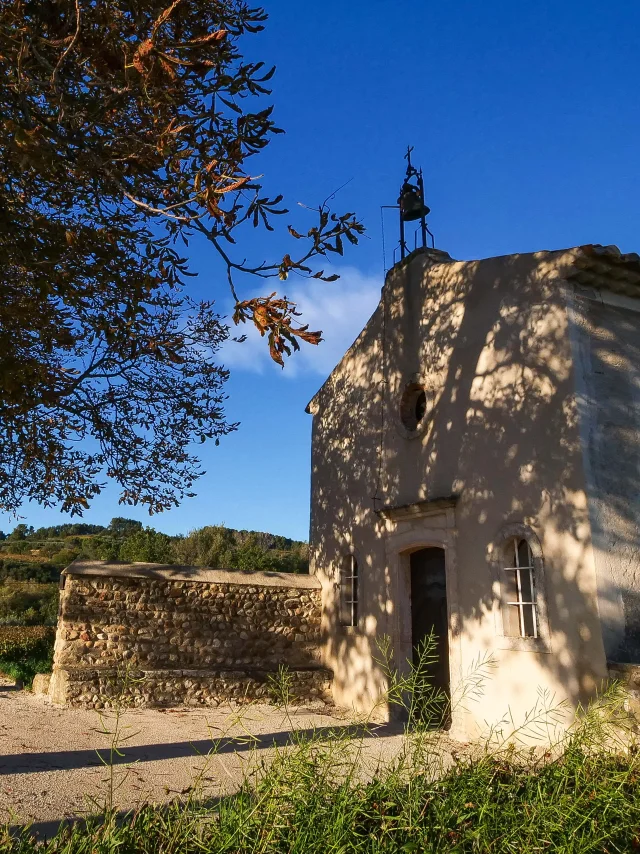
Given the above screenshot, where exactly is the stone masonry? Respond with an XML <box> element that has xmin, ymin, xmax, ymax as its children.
<box><xmin>607</xmin><ymin>662</ymin><xmax>640</xmax><ymax>720</ymax></box>
<box><xmin>49</xmin><ymin>560</ymin><xmax>333</xmax><ymax>709</ymax></box>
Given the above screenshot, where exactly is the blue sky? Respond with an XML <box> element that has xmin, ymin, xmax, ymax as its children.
<box><xmin>3</xmin><ymin>0</ymin><xmax>640</xmax><ymax>541</ymax></box>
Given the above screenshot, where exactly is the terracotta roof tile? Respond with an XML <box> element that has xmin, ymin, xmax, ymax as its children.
<box><xmin>568</xmin><ymin>244</ymin><xmax>640</xmax><ymax>300</ymax></box>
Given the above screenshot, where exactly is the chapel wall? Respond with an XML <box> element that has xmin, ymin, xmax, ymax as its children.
<box><xmin>309</xmin><ymin>247</ymin><xmax>609</xmax><ymax>735</ymax></box>
<box><xmin>308</xmin><ymin>299</ymin><xmax>395</xmax><ymax>716</ymax></box>
<box><xmin>393</xmin><ymin>251</ymin><xmax>608</xmax><ymax>729</ymax></box>
<box><xmin>569</xmin><ymin>295</ymin><xmax>640</xmax><ymax>662</ymax></box>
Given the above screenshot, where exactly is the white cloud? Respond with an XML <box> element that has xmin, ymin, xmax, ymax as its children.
<box><xmin>220</xmin><ymin>267</ymin><xmax>381</xmax><ymax>378</ymax></box>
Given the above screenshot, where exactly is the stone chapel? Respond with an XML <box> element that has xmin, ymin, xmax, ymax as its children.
<box><xmin>306</xmin><ymin>242</ymin><xmax>640</xmax><ymax>738</ymax></box>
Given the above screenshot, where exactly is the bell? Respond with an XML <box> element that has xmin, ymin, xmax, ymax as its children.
<box><xmin>398</xmin><ymin>183</ymin><xmax>430</xmax><ymax>222</ymax></box>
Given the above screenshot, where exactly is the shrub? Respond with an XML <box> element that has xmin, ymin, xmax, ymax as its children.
<box><xmin>172</xmin><ymin>525</ymin><xmax>309</xmax><ymax>573</ymax></box>
<box><xmin>0</xmin><ymin>558</ymin><xmax>60</xmax><ymax>583</ymax></box>
<box><xmin>0</xmin><ymin>581</ymin><xmax>59</xmax><ymax>625</ymax></box>
<box><xmin>39</xmin><ymin>542</ymin><xmax>64</xmax><ymax>558</ymax></box>
<box><xmin>76</xmin><ymin>535</ymin><xmax>122</xmax><ymax>561</ymax></box>
<box><xmin>172</xmin><ymin>524</ymin><xmax>236</xmax><ymax>567</ymax></box>
<box><xmin>3</xmin><ymin>539</ymin><xmax>32</xmax><ymax>554</ymax></box>
<box><xmin>0</xmin><ymin>625</ymin><xmax>55</xmax><ymax>687</ymax></box>
<box><xmin>0</xmin><ymin>624</ymin><xmax>54</xmax><ymax>655</ymax></box>
<box><xmin>118</xmin><ymin>528</ymin><xmax>175</xmax><ymax>564</ymax></box>
<box><xmin>50</xmin><ymin>547</ymin><xmax>80</xmax><ymax>567</ymax></box>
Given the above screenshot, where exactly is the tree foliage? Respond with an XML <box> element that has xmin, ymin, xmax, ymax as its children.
<box><xmin>31</xmin><ymin>522</ymin><xmax>107</xmax><ymax>539</ymax></box>
<box><xmin>0</xmin><ymin>0</ymin><xmax>363</xmax><ymax>515</ymax></box>
<box><xmin>118</xmin><ymin>528</ymin><xmax>175</xmax><ymax>564</ymax></box>
<box><xmin>7</xmin><ymin>524</ymin><xmax>34</xmax><ymax>541</ymax></box>
<box><xmin>107</xmin><ymin>517</ymin><xmax>143</xmax><ymax>538</ymax></box>
<box><xmin>0</xmin><ymin>518</ymin><xmax>309</xmax><ymax>574</ymax></box>
<box><xmin>171</xmin><ymin>524</ymin><xmax>308</xmax><ymax>572</ymax></box>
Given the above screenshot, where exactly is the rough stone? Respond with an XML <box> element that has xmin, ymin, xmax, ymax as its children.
<box><xmin>32</xmin><ymin>673</ymin><xmax>51</xmax><ymax>696</ymax></box>
<box><xmin>49</xmin><ymin>564</ymin><xmax>332</xmax><ymax>709</ymax></box>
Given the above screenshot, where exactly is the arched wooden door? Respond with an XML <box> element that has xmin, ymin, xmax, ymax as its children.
<box><xmin>410</xmin><ymin>547</ymin><xmax>450</xmax><ymax>700</ymax></box>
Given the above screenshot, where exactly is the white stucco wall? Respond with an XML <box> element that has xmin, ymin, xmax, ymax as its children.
<box><xmin>308</xmin><ymin>248</ymin><xmax>609</xmax><ymax>740</ymax></box>
<box><xmin>569</xmin><ymin>291</ymin><xmax>640</xmax><ymax>662</ymax></box>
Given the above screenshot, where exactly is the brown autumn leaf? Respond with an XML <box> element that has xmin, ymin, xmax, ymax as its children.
<box><xmin>159</xmin><ymin>56</ymin><xmax>177</xmax><ymax>78</ymax></box>
<box><xmin>217</xmin><ymin>175</ymin><xmax>250</xmax><ymax>194</ymax></box>
<box><xmin>253</xmin><ymin>305</ymin><xmax>269</xmax><ymax>333</ymax></box>
<box><xmin>151</xmin><ymin>0</ymin><xmax>185</xmax><ymax>39</ymax></box>
<box><xmin>186</xmin><ymin>29</ymin><xmax>227</xmax><ymax>45</ymax></box>
<box><xmin>132</xmin><ymin>39</ymin><xmax>154</xmax><ymax>74</ymax></box>
<box><xmin>206</xmin><ymin>196</ymin><xmax>223</xmax><ymax>219</ymax></box>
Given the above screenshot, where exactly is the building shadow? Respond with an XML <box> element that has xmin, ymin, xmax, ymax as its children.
<box><xmin>0</xmin><ymin>720</ymin><xmax>404</xmax><ymax>777</ymax></box>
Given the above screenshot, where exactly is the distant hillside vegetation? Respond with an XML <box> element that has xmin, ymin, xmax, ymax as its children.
<box><xmin>0</xmin><ymin>518</ymin><xmax>309</xmax><ymax>587</ymax></box>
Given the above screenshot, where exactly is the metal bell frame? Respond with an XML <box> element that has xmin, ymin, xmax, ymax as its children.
<box><xmin>398</xmin><ymin>146</ymin><xmax>430</xmax><ymax>260</ymax></box>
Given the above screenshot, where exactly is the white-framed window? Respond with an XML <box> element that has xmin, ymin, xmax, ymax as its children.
<box><xmin>490</xmin><ymin>524</ymin><xmax>551</xmax><ymax>652</ymax></box>
<box><xmin>502</xmin><ymin>537</ymin><xmax>538</xmax><ymax>638</ymax></box>
<box><xmin>339</xmin><ymin>554</ymin><xmax>358</xmax><ymax>627</ymax></box>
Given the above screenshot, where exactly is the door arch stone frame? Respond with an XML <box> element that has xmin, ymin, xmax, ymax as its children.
<box><xmin>381</xmin><ymin>512</ymin><xmax>463</xmax><ymax>732</ymax></box>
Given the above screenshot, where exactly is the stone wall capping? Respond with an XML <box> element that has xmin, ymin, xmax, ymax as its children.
<box><xmin>64</xmin><ymin>559</ymin><xmax>321</xmax><ymax>589</ymax></box>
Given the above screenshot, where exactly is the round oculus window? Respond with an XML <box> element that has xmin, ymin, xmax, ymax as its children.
<box><xmin>400</xmin><ymin>383</ymin><xmax>429</xmax><ymax>432</ymax></box>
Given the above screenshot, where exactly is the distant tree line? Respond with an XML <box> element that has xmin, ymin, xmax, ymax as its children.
<box><xmin>0</xmin><ymin>517</ymin><xmax>142</xmax><ymax>541</ymax></box>
<box><xmin>0</xmin><ymin>518</ymin><xmax>309</xmax><ymax>579</ymax></box>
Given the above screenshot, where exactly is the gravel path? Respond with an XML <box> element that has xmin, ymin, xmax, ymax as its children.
<box><xmin>0</xmin><ymin>679</ymin><xmax>435</xmax><ymax>838</ymax></box>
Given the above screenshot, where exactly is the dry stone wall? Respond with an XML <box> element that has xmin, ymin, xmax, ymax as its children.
<box><xmin>608</xmin><ymin>662</ymin><xmax>640</xmax><ymax>719</ymax></box>
<box><xmin>53</xmin><ymin>667</ymin><xmax>332</xmax><ymax>710</ymax></box>
<box><xmin>49</xmin><ymin>561</ymin><xmax>332</xmax><ymax>709</ymax></box>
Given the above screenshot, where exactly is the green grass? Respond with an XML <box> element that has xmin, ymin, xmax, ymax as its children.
<box><xmin>2</xmin><ymin>638</ymin><xmax>639</xmax><ymax>853</ymax></box>
<box><xmin>0</xmin><ymin>625</ymin><xmax>55</xmax><ymax>687</ymax></box>
<box><xmin>3</xmin><ymin>734</ymin><xmax>640</xmax><ymax>853</ymax></box>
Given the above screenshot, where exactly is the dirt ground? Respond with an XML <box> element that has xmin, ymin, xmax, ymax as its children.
<box><xmin>0</xmin><ymin>678</ymin><xmax>435</xmax><ymax>839</ymax></box>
